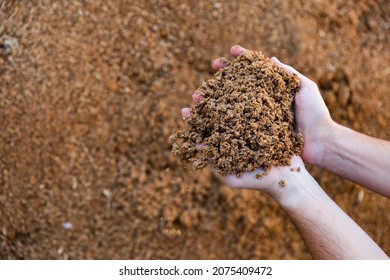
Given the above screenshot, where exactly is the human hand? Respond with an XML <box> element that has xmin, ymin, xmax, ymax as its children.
<box><xmin>182</xmin><ymin>46</ymin><xmax>312</xmax><ymax>196</ymax></box>
<box><xmin>210</xmin><ymin>45</ymin><xmax>335</xmax><ymax>166</ymax></box>
<box><xmin>269</xmin><ymin>57</ymin><xmax>334</xmax><ymax>166</ymax></box>
<box><xmin>222</xmin><ymin>155</ymin><xmax>307</xmax><ymax>202</ymax></box>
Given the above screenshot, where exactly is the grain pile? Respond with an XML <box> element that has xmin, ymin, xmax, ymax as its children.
<box><xmin>170</xmin><ymin>51</ymin><xmax>303</xmax><ymax>176</ymax></box>
<box><xmin>1</xmin><ymin>0</ymin><xmax>390</xmax><ymax>260</ymax></box>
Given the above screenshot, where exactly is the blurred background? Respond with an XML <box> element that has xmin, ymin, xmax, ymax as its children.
<box><xmin>0</xmin><ymin>0</ymin><xmax>389</xmax><ymax>259</ymax></box>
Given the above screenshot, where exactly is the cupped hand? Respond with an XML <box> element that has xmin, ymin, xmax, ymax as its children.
<box><xmin>269</xmin><ymin>56</ymin><xmax>334</xmax><ymax>166</ymax></box>
<box><xmin>181</xmin><ymin>45</ymin><xmax>333</xmax><ymax>191</ymax></box>
<box><xmin>221</xmin><ymin>155</ymin><xmax>306</xmax><ymax>199</ymax></box>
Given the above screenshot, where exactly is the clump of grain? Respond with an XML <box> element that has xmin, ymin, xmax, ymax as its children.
<box><xmin>170</xmin><ymin>51</ymin><xmax>303</xmax><ymax>176</ymax></box>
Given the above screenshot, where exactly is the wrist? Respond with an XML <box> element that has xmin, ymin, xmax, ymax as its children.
<box><xmin>306</xmin><ymin>118</ymin><xmax>338</xmax><ymax>167</ymax></box>
<box><xmin>274</xmin><ymin>165</ymin><xmax>322</xmax><ymax>211</ymax></box>
<box><xmin>315</xmin><ymin>121</ymin><xmax>343</xmax><ymax>169</ymax></box>
<box><xmin>267</xmin><ymin>157</ymin><xmax>319</xmax><ymax>208</ymax></box>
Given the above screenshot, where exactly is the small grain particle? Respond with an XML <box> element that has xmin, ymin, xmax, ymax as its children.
<box><xmin>219</xmin><ymin>57</ymin><xmax>229</xmax><ymax>66</ymax></box>
<box><xmin>256</xmin><ymin>173</ymin><xmax>264</xmax><ymax>179</ymax></box>
<box><xmin>57</xmin><ymin>246</ymin><xmax>64</xmax><ymax>255</ymax></box>
<box><xmin>213</xmin><ymin>2</ymin><xmax>222</xmax><ymax>9</ymax></box>
<box><xmin>290</xmin><ymin>167</ymin><xmax>295</xmax><ymax>172</ymax></box>
<box><xmin>297</xmin><ymin>167</ymin><xmax>301</xmax><ymax>172</ymax></box>
<box><xmin>102</xmin><ymin>188</ymin><xmax>111</xmax><ymax>197</ymax></box>
<box><xmin>279</xmin><ymin>180</ymin><xmax>286</xmax><ymax>187</ymax></box>
<box><xmin>4</xmin><ymin>37</ymin><xmax>19</xmax><ymax>53</ymax></box>
<box><xmin>356</xmin><ymin>189</ymin><xmax>364</xmax><ymax>204</ymax></box>
<box><xmin>62</xmin><ymin>222</ymin><xmax>72</xmax><ymax>230</ymax></box>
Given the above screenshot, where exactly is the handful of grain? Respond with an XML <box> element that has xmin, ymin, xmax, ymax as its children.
<box><xmin>170</xmin><ymin>51</ymin><xmax>303</xmax><ymax>177</ymax></box>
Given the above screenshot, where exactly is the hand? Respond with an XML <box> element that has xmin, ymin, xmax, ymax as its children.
<box><xmin>181</xmin><ymin>45</ymin><xmax>333</xmax><ymax>191</ymax></box>
<box><xmin>269</xmin><ymin>57</ymin><xmax>334</xmax><ymax>166</ymax></box>
<box><xmin>222</xmin><ymin>155</ymin><xmax>306</xmax><ymax>201</ymax></box>
<box><xmin>211</xmin><ymin>46</ymin><xmax>335</xmax><ymax>166</ymax></box>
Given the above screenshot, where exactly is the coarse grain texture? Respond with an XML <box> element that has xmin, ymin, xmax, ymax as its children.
<box><xmin>171</xmin><ymin>51</ymin><xmax>303</xmax><ymax>176</ymax></box>
<box><xmin>0</xmin><ymin>0</ymin><xmax>390</xmax><ymax>260</ymax></box>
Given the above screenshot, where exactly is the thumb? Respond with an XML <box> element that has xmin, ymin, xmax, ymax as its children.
<box><xmin>270</xmin><ymin>57</ymin><xmax>314</xmax><ymax>90</ymax></box>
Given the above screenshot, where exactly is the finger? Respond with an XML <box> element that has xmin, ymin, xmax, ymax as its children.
<box><xmin>181</xmin><ymin>107</ymin><xmax>191</xmax><ymax>119</ymax></box>
<box><xmin>270</xmin><ymin>57</ymin><xmax>301</xmax><ymax>76</ymax></box>
<box><xmin>192</xmin><ymin>90</ymin><xmax>204</xmax><ymax>103</ymax></box>
<box><xmin>230</xmin><ymin>45</ymin><xmax>247</xmax><ymax>58</ymax></box>
<box><xmin>290</xmin><ymin>155</ymin><xmax>305</xmax><ymax>167</ymax></box>
<box><xmin>211</xmin><ymin>58</ymin><xmax>229</xmax><ymax>71</ymax></box>
<box><xmin>271</xmin><ymin>57</ymin><xmax>314</xmax><ymax>89</ymax></box>
<box><xmin>222</xmin><ymin>174</ymin><xmax>246</xmax><ymax>189</ymax></box>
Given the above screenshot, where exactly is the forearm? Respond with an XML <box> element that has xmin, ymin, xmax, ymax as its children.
<box><xmin>319</xmin><ymin>123</ymin><xmax>390</xmax><ymax>198</ymax></box>
<box><xmin>275</xmin><ymin>168</ymin><xmax>388</xmax><ymax>260</ymax></box>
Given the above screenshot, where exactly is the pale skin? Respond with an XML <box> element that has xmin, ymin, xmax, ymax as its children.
<box><xmin>181</xmin><ymin>45</ymin><xmax>390</xmax><ymax>260</ymax></box>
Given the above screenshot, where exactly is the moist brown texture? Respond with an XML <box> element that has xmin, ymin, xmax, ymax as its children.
<box><xmin>171</xmin><ymin>51</ymin><xmax>303</xmax><ymax>176</ymax></box>
<box><xmin>1</xmin><ymin>0</ymin><xmax>390</xmax><ymax>260</ymax></box>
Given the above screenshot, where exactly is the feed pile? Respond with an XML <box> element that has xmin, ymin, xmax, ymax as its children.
<box><xmin>2</xmin><ymin>0</ymin><xmax>389</xmax><ymax>260</ymax></box>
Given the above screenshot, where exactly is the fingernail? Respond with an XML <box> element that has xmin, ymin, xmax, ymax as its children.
<box><xmin>181</xmin><ymin>107</ymin><xmax>191</xmax><ymax>118</ymax></box>
<box><xmin>211</xmin><ymin>58</ymin><xmax>229</xmax><ymax>70</ymax></box>
<box><xmin>192</xmin><ymin>90</ymin><xmax>204</xmax><ymax>103</ymax></box>
<box><xmin>230</xmin><ymin>45</ymin><xmax>245</xmax><ymax>57</ymax></box>
<box><xmin>211</xmin><ymin>59</ymin><xmax>221</xmax><ymax>69</ymax></box>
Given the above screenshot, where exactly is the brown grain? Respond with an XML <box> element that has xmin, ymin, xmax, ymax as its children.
<box><xmin>1</xmin><ymin>0</ymin><xmax>390</xmax><ymax>260</ymax></box>
<box><xmin>171</xmin><ymin>51</ymin><xmax>303</xmax><ymax>176</ymax></box>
